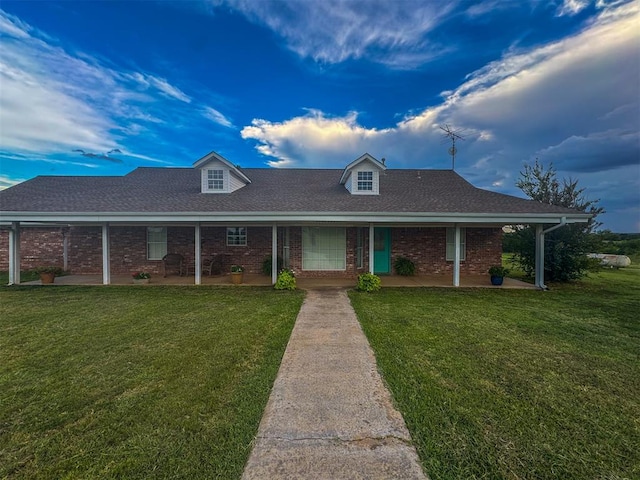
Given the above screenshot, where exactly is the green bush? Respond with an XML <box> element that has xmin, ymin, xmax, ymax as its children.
<box><xmin>274</xmin><ymin>269</ymin><xmax>296</xmax><ymax>290</ymax></box>
<box><xmin>488</xmin><ymin>265</ymin><xmax>509</xmax><ymax>277</ymax></box>
<box><xmin>394</xmin><ymin>256</ymin><xmax>416</xmax><ymax>276</ymax></box>
<box><xmin>262</xmin><ymin>255</ymin><xmax>283</xmax><ymax>275</ymax></box>
<box><xmin>357</xmin><ymin>273</ymin><xmax>381</xmax><ymax>292</ymax></box>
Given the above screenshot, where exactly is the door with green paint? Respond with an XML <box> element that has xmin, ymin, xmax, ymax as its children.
<box><xmin>374</xmin><ymin>227</ymin><xmax>391</xmax><ymax>274</ymax></box>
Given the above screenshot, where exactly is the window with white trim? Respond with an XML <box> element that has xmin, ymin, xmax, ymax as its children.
<box><xmin>446</xmin><ymin>227</ymin><xmax>466</xmax><ymax>261</ymax></box>
<box><xmin>207</xmin><ymin>169</ymin><xmax>224</xmax><ymax>191</ymax></box>
<box><xmin>147</xmin><ymin>227</ymin><xmax>167</xmax><ymax>260</ymax></box>
<box><xmin>302</xmin><ymin>227</ymin><xmax>346</xmax><ymax>270</ymax></box>
<box><xmin>357</xmin><ymin>171</ymin><xmax>373</xmax><ymax>191</ymax></box>
<box><xmin>227</xmin><ymin>227</ymin><xmax>247</xmax><ymax>246</ymax></box>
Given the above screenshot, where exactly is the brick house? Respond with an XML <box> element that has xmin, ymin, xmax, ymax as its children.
<box><xmin>0</xmin><ymin>152</ymin><xmax>590</xmax><ymax>287</ymax></box>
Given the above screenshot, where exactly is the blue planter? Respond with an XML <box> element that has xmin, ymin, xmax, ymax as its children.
<box><xmin>490</xmin><ymin>275</ymin><xmax>504</xmax><ymax>286</ymax></box>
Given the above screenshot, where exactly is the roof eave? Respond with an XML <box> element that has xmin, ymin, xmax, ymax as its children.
<box><xmin>0</xmin><ymin>211</ymin><xmax>592</xmax><ymax>225</ymax></box>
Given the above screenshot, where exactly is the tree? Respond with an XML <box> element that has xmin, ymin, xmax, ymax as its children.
<box><xmin>509</xmin><ymin>160</ymin><xmax>604</xmax><ymax>282</ymax></box>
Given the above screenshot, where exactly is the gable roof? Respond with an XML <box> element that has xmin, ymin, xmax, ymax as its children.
<box><xmin>339</xmin><ymin>153</ymin><xmax>386</xmax><ymax>184</ymax></box>
<box><xmin>192</xmin><ymin>151</ymin><xmax>252</xmax><ymax>184</ymax></box>
<box><xmin>0</xmin><ymin>167</ymin><xmax>590</xmax><ymax>225</ymax></box>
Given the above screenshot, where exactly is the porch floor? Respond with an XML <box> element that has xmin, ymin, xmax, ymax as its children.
<box><xmin>20</xmin><ymin>274</ymin><xmax>537</xmax><ymax>289</ymax></box>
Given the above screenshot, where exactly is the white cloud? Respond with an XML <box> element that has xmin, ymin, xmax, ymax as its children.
<box><xmin>241</xmin><ymin>110</ymin><xmax>392</xmax><ymax>167</ymax></box>
<box><xmin>557</xmin><ymin>0</ymin><xmax>591</xmax><ymax>16</ymax></box>
<box><xmin>0</xmin><ymin>174</ymin><xmax>25</xmax><ymax>190</ymax></box>
<box><xmin>203</xmin><ymin>106</ymin><xmax>234</xmax><ymax>128</ymax></box>
<box><xmin>216</xmin><ymin>0</ymin><xmax>455</xmax><ymax>68</ymax></box>
<box><xmin>0</xmin><ymin>9</ymin><xmax>225</xmax><ymax>168</ymax></box>
<box><xmin>147</xmin><ymin>76</ymin><xmax>191</xmax><ymax>103</ymax></box>
<box><xmin>240</xmin><ymin>2</ymin><xmax>639</xmax><ymax>230</ymax></box>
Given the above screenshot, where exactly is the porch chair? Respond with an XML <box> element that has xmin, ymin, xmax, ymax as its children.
<box><xmin>162</xmin><ymin>253</ymin><xmax>185</xmax><ymax>277</ymax></box>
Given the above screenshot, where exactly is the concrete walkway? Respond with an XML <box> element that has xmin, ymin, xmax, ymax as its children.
<box><xmin>242</xmin><ymin>288</ymin><xmax>427</xmax><ymax>480</ymax></box>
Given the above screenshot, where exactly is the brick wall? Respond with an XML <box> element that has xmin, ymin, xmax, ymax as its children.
<box><xmin>0</xmin><ymin>227</ymin><xmax>66</xmax><ymax>270</ymax></box>
<box><xmin>0</xmin><ymin>225</ymin><xmax>502</xmax><ymax>277</ymax></box>
<box><xmin>391</xmin><ymin>227</ymin><xmax>502</xmax><ymax>275</ymax></box>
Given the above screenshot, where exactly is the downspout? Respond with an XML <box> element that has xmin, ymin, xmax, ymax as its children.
<box><xmin>535</xmin><ymin>217</ymin><xmax>567</xmax><ymax>290</ymax></box>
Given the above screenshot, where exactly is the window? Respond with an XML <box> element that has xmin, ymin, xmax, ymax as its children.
<box><xmin>227</xmin><ymin>227</ymin><xmax>247</xmax><ymax>246</ymax></box>
<box><xmin>147</xmin><ymin>227</ymin><xmax>167</xmax><ymax>260</ymax></box>
<box><xmin>207</xmin><ymin>169</ymin><xmax>224</xmax><ymax>191</ymax></box>
<box><xmin>357</xmin><ymin>171</ymin><xmax>373</xmax><ymax>191</ymax></box>
<box><xmin>446</xmin><ymin>227</ymin><xmax>466</xmax><ymax>261</ymax></box>
<box><xmin>302</xmin><ymin>227</ymin><xmax>346</xmax><ymax>270</ymax></box>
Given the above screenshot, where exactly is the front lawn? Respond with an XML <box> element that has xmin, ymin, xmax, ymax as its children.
<box><xmin>0</xmin><ymin>286</ymin><xmax>304</xmax><ymax>479</ymax></box>
<box><xmin>350</xmin><ymin>266</ymin><xmax>640</xmax><ymax>479</ymax></box>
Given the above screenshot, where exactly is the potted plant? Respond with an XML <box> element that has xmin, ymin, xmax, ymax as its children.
<box><xmin>34</xmin><ymin>266</ymin><xmax>64</xmax><ymax>284</ymax></box>
<box><xmin>132</xmin><ymin>272</ymin><xmax>151</xmax><ymax>284</ymax></box>
<box><xmin>230</xmin><ymin>265</ymin><xmax>244</xmax><ymax>284</ymax></box>
<box><xmin>488</xmin><ymin>265</ymin><xmax>509</xmax><ymax>286</ymax></box>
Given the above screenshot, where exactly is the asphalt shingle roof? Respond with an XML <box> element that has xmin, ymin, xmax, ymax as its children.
<box><xmin>0</xmin><ymin>167</ymin><xmax>581</xmax><ymax>216</ymax></box>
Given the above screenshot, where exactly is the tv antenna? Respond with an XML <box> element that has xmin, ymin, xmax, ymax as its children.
<box><xmin>440</xmin><ymin>125</ymin><xmax>465</xmax><ymax>170</ymax></box>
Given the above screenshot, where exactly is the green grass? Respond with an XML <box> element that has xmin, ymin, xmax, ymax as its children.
<box><xmin>350</xmin><ymin>267</ymin><xmax>640</xmax><ymax>480</ymax></box>
<box><xmin>0</xmin><ymin>286</ymin><xmax>304</xmax><ymax>479</ymax></box>
<box><xmin>0</xmin><ymin>270</ymin><xmax>41</xmax><ymax>284</ymax></box>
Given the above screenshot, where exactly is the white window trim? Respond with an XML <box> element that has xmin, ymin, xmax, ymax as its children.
<box><xmin>302</xmin><ymin>227</ymin><xmax>346</xmax><ymax>271</ymax></box>
<box><xmin>349</xmin><ymin>168</ymin><xmax>379</xmax><ymax>195</ymax></box>
<box><xmin>202</xmin><ymin>168</ymin><xmax>228</xmax><ymax>193</ymax></box>
<box><xmin>356</xmin><ymin>171</ymin><xmax>373</xmax><ymax>192</ymax></box>
<box><xmin>227</xmin><ymin>227</ymin><xmax>247</xmax><ymax>246</ymax></box>
<box><xmin>147</xmin><ymin>227</ymin><xmax>167</xmax><ymax>260</ymax></box>
<box><xmin>446</xmin><ymin>227</ymin><xmax>466</xmax><ymax>261</ymax></box>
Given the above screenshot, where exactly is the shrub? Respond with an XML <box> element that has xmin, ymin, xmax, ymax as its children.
<box><xmin>274</xmin><ymin>269</ymin><xmax>296</xmax><ymax>290</ymax></box>
<box><xmin>488</xmin><ymin>265</ymin><xmax>509</xmax><ymax>277</ymax></box>
<box><xmin>262</xmin><ymin>255</ymin><xmax>283</xmax><ymax>275</ymax></box>
<box><xmin>394</xmin><ymin>256</ymin><xmax>416</xmax><ymax>276</ymax></box>
<box><xmin>357</xmin><ymin>273</ymin><xmax>381</xmax><ymax>292</ymax></box>
<box><xmin>33</xmin><ymin>266</ymin><xmax>64</xmax><ymax>275</ymax></box>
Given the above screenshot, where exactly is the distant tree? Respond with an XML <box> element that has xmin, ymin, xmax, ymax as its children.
<box><xmin>510</xmin><ymin>160</ymin><xmax>604</xmax><ymax>282</ymax></box>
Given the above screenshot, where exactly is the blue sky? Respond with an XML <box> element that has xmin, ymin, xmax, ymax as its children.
<box><xmin>0</xmin><ymin>0</ymin><xmax>638</xmax><ymax>232</ymax></box>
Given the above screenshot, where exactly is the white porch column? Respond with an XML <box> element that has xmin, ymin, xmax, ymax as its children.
<box><xmin>453</xmin><ymin>224</ymin><xmax>461</xmax><ymax>287</ymax></box>
<box><xmin>195</xmin><ymin>223</ymin><xmax>201</xmax><ymax>285</ymax></box>
<box><xmin>272</xmin><ymin>224</ymin><xmax>278</xmax><ymax>284</ymax></box>
<box><xmin>8</xmin><ymin>222</ymin><xmax>21</xmax><ymax>285</ymax></box>
<box><xmin>102</xmin><ymin>224</ymin><xmax>110</xmax><ymax>285</ymax></box>
<box><xmin>535</xmin><ymin>224</ymin><xmax>545</xmax><ymax>289</ymax></box>
<box><xmin>368</xmin><ymin>223</ymin><xmax>375</xmax><ymax>274</ymax></box>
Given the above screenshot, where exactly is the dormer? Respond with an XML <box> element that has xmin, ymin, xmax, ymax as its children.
<box><xmin>193</xmin><ymin>151</ymin><xmax>251</xmax><ymax>194</ymax></box>
<box><xmin>339</xmin><ymin>153</ymin><xmax>386</xmax><ymax>195</ymax></box>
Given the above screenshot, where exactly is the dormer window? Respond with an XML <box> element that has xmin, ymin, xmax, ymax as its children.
<box><xmin>339</xmin><ymin>153</ymin><xmax>386</xmax><ymax>196</ymax></box>
<box><xmin>195</xmin><ymin>151</ymin><xmax>252</xmax><ymax>194</ymax></box>
<box><xmin>357</xmin><ymin>171</ymin><xmax>373</xmax><ymax>191</ymax></box>
<box><xmin>207</xmin><ymin>169</ymin><xmax>224</xmax><ymax>191</ymax></box>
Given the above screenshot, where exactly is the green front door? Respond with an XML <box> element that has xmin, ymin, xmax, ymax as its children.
<box><xmin>374</xmin><ymin>227</ymin><xmax>391</xmax><ymax>274</ymax></box>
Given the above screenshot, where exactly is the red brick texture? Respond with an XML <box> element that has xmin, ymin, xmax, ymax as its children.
<box><xmin>0</xmin><ymin>225</ymin><xmax>502</xmax><ymax>278</ymax></box>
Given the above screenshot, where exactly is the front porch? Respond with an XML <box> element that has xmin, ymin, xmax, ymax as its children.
<box><xmin>22</xmin><ymin>273</ymin><xmax>537</xmax><ymax>289</ymax></box>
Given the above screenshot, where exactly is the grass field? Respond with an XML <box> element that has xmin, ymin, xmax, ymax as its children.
<box><xmin>350</xmin><ymin>266</ymin><xmax>640</xmax><ymax>479</ymax></box>
<box><xmin>0</xmin><ymin>286</ymin><xmax>304</xmax><ymax>479</ymax></box>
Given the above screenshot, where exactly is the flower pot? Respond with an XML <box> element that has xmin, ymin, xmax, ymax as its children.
<box><xmin>133</xmin><ymin>278</ymin><xmax>150</xmax><ymax>284</ymax></box>
<box><xmin>39</xmin><ymin>272</ymin><xmax>55</xmax><ymax>284</ymax></box>
<box><xmin>230</xmin><ymin>272</ymin><xmax>244</xmax><ymax>284</ymax></box>
<box><xmin>490</xmin><ymin>275</ymin><xmax>504</xmax><ymax>286</ymax></box>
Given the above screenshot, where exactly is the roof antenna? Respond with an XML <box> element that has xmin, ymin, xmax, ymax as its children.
<box><xmin>440</xmin><ymin>125</ymin><xmax>465</xmax><ymax>170</ymax></box>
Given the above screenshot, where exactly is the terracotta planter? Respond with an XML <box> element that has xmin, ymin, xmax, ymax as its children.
<box><xmin>39</xmin><ymin>273</ymin><xmax>55</xmax><ymax>284</ymax></box>
<box><xmin>133</xmin><ymin>278</ymin><xmax>150</xmax><ymax>285</ymax></box>
<box><xmin>230</xmin><ymin>272</ymin><xmax>244</xmax><ymax>284</ymax></box>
